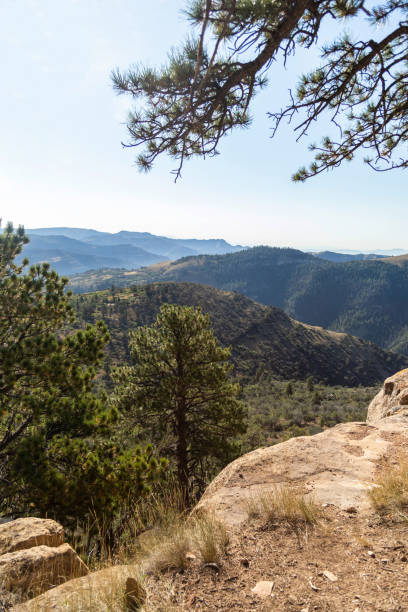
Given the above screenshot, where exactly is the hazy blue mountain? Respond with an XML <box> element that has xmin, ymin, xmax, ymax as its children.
<box><xmin>22</xmin><ymin>234</ymin><xmax>165</xmax><ymax>275</ymax></box>
<box><xmin>338</xmin><ymin>248</ymin><xmax>407</xmax><ymax>256</ymax></box>
<box><xmin>83</xmin><ymin>230</ymin><xmax>244</xmax><ymax>259</ymax></box>
<box><xmin>27</xmin><ymin>227</ymin><xmax>103</xmax><ymax>241</ymax></box>
<box><xmin>25</xmin><ymin>227</ymin><xmax>245</xmax><ymax>270</ymax></box>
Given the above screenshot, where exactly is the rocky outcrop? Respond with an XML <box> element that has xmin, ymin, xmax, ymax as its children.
<box><xmin>13</xmin><ymin>565</ymin><xmax>139</xmax><ymax>611</ymax></box>
<box><xmin>0</xmin><ymin>518</ymin><xmax>88</xmax><ymax>602</ymax></box>
<box><xmin>0</xmin><ymin>518</ymin><xmax>64</xmax><ymax>555</ymax></box>
<box><xmin>0</xmin><ymin>543</ymin><xmax>88</xmax><ymax>595</ymax></box>
<box><xmin>197</xmin><ymin>413</ymin><xmax>408</xmax><ymax>526</ymax></box>
<box><xmin>367</xmin><ymin>368</ymin><xmax>408</xmax><ymax>422</ymax></box>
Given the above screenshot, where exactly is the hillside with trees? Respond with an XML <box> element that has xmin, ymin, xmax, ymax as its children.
<box><xmin>72</xmin><ymin>281</ymin><xmax>406</xmax><ymax>387</ymax></box>
<box><xmin>70</xmin><ymin>247</ymin><xmax>408</xmax><ymax>355</ymax></box>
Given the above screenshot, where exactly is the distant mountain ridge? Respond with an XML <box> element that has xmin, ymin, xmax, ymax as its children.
<box><xmin>68</xmin><ymin>246</ymin><xmax>408</xmax><ymax>356</ymax></box>
<box><xmin>24</xmin><ymin>227</ymin><xmax>245</xmax><ymax>275</ymax></box>
<box><xmin>313</xmin><ymin>251</ymin><xmax>387</xmax><ymax>263</ymax></box>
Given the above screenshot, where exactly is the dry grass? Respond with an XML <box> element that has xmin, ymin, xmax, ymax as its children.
<box><xmin>245</xmin><ymin>484</ymin><xmax>322</xmax><ymax>532</ymax></box>
<box><xmin>142</xmin><ymin>522</ymin><xmax>192</xmax><ymax>574</ymax></box>
<box><xmin>191</xmin><ymin>511</ymin><xmax>229</xmax><ymax>564</ymax></box>
<box><xmin>142</xmin><ymin>510</ymin><xmax>230</xmax><ymax>574</ymax></box>
<box><xmin>368</xmin><ymin>458</ymin><xmax>408</xmax><ymax>520</ymax></box>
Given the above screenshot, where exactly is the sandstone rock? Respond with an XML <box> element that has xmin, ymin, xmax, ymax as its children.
<box><xmin>0</xmin><ymin>518</ymin><xmax>64</xmax><ymax>555</ymax></box>
<box><xmin>196</xmin><ymin>414</ymin><xmax>408</xmax><ymax>525</ymax></box>
<box><xmin>0</xmin><ymin>543</ymin><xmax>88</xmax><ymax>596</ymax></box>
<box><xmin>13</xmin><ymin>565</ymin><xmax>137</xmax><ymax>611</ymax></box>
<box><xmin>367</xmin><ymin>369</ymin><xmax>408</xmax><ymax>422</ymax></box>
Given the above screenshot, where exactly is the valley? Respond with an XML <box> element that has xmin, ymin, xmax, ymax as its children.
<box><xmin>73</xmin><ymin>282</ymin><xmax>406</xmax><ymax>387</ymax></box>
<box><xmin>70</xmin><ymin>246</ymin><xmax>408</xmax><ymax>356</ymax></box>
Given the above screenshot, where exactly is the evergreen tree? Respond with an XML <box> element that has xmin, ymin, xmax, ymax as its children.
<box><xmin>113</xmin><ymin>304</ymin><xmax>246</xmax><ymax>503</ymax></box>
<box><xmin>0</xmin><ymin>224</ymin><xmax>165</xmax><ymax>527</ymax></box>
<box><xmin>112</xmin><ymin>0</ymin><xmax>408</xmax><ymax>180</ymax></box>
<box><xmin>306</xmin><ymin>376</ymin><xmax>314</xmax><ymax>392</ymax></box>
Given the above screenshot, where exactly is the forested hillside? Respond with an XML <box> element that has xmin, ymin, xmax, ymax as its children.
<box><xmin>70</xmin><ymin>247</ymin><xmax>408</xmax><ymax>355</ymax></box>
<box><xmin>72</xmin><ymin>282</ymin><xmax>406</xmax><ymax>387</ymax></box>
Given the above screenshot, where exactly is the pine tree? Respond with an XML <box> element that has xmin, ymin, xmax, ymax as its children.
<box><xmin>112</xmin><ymin>0</ymin><xmax>408</xmax><ymax>180</ymax></box>
<box><xmin>306</xmin><ymin>376</ymin><xmax>314</xmax><ymax>393</ymax></box>
<box><xmin>113</xmin><ymin>304</ymin><xmax>246</xmax><ymax>504</ymax></box>
<box><xmin>0</xmin><ymin>224</ymin><xmax>166</xmax><ymax>527</ymax></box>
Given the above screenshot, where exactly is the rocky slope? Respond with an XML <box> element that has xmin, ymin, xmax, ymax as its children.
<box><xmin>198</xmin><ymin>369</ymin><xmax>408</xmax><ymax>525</ymax></box>
<box><xmin>10</xmin><ymin>370</ymin><xmax>408</xmax><ymax>611</ymax></box>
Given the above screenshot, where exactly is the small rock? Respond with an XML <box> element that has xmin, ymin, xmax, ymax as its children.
<box><xmin>251</xmin><ymin>581</ymin><xmax>274</xmax><ymax>598</ymax></box>
<box><xmin>400</xmin><ymin>555</ymin><xmax>407</xmax><ymax>562</ymax></box>
<box><xmin>204</xmin><ymin>562</ymin><xmax>219</xmax><ymax>572</ymax></box>
<box><xmin>323</xmin><ymin>570</ymin><xmax>338</xmax><ymax>582</ymax></box>
<box><xmin>367</xmin><ymin>550</ymin><xmax>375</xmax><ymax>558</ymax></box>
<box><xmin>381</xmin><ymin>558</ymin><xmax>389</xmax><ymax>564</ymax></box>
<box><xmin>241</xmin><ymin>558</ymin><xmax>249</xmax><ymax>568</ymax></box>
<box><xmin>125</xmin><ymin>576</ymin><xmax>146</xmax><ymax>611</ymax></box>
<box><xmin>185</xmin><ymin>552</ymin><xmax>196</xmax><ymax>561</ymax></box>
<box><xmin>346</xmin><ymin>506</ymin><xmax>358</xmax><ymax>514</ymax></box>
<box><xmin>309</xmin><ymin>578</ymin><xmax>320</xmax><ymax>591</ymax></box>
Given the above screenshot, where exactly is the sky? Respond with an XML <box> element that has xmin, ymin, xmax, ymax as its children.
<box><xmin>1</xmin><ymin>0</ymin><xmax>407</xmax><ymax>251</ymax></box>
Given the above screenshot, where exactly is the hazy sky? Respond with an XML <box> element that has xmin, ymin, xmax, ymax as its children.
<box><xmin>1</xmin><ymin>0</ymin><xmax>406</xmax><ymax>250</ymax></box>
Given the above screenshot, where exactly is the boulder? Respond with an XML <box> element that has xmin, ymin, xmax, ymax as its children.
<box><xmin>0</xmin><ymin>518</ymin><xmax>64</xmax><ymax>555</ymax></box>
<box><xmin>196</xmin><ymin>414</ymin><xmax>408</xmax><ymax>526</ymax></box>
<box><xmin>0</xmin><ymin>543</ymin><xmax>88</xmax><ymax>596</ymax></box>
<box><xmin>13</xmin><ymin>565</ymin><xmax>138</xmax><ymax>611</ymax></box>
<box><xmin>367</xmin><ymin>368</ymin><xmax>408</xmax><ymax>422</ymax></box>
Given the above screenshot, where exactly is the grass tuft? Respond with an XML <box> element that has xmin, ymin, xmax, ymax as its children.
<box><xmin>245</xmin><ymin>484</ymin><xmax>322</xmax><ymax>532</ymax></box>
<box><xmin>191</xmin><ymin>511</ymin><xmax>229</xmax><ymax>564</ymax></box>
<box><xmin>368</xmin><ymin>458</ymin><xmax>408</xmax><ymax>520</ymax></box>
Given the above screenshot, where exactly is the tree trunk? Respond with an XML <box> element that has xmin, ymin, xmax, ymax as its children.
<box><xmin>176</xmin><ymin>400</ymin><xmax>189</xmax><ymax>507</ymax></box>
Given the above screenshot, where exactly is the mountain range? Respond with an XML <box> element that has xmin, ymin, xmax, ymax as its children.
<box><xmin>73</xmin><ymin>282</ymin><xmax>406</xmax><ymax>386</ymax></box>
<box><xmin>23</xmin><ymin>228</ymin><xmax>397</xmax><ymax>275</ymax></box>
<box><xmin>24</xmin><ymin>228</ymin><xmax>245</xmax><ymax>274</ymax></box>
<box><xmin>69</xmin><ymin>246</ymin><xmax>408</xmax><ymax>356</ymax></box>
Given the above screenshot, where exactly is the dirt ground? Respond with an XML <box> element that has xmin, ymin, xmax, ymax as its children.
<box><xmin>146</xmin><ymin>508</ymin><xmax>408</xmax><ymax>611</ymax></box>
